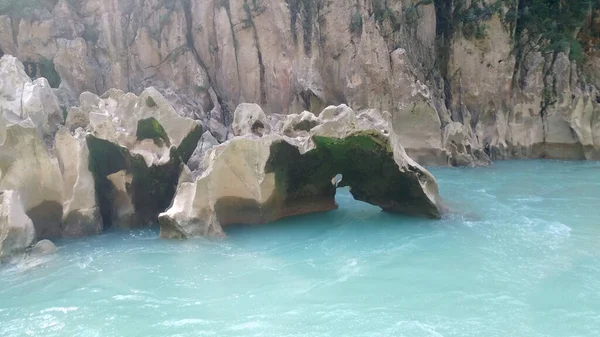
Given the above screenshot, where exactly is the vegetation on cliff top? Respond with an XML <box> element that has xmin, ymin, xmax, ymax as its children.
<box><xmin>511</xmin><ymin>0</ymin><xmax>596</xmax><ymax>62</ymax></box>
<box><xmin>428</xmin><ymin>0</ymin><xmax>597</xmax><ymax>61</ymax></box>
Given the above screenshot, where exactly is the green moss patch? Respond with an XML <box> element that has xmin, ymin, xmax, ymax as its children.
<box><xmin>313</xmin><ymin>130</ymin><xmax>391</xmax><ymax>162</ymax></box>
<box><xmin>87</xmin><ymin>119</ymin><xmax>204</xmax><ymax>229</ymax></box>
<box><xmin>87</xmin><ymin>134</ymin><xmax>185</xmax><ymax>229</ymax></box>
<box><xmin>175</xmin><ymin>124</ymin><xmax>203</xmax><ymax>163</ymax></box>
<box><xmin>146</xmin><ymin>96</ymin><xmax>157</xmax><ymax>108</ymax></box>
<box><xmin>128</xmin><ymin>149</ymin><xmax>181</xmax><ymax>225</ymax></box>
<box><xmin>86</xmin><ymin>136</ymin><xmax>128</xmax><ymax>228</ymax></box>
<box><xmin>266</xmin><ymin>140</ymin><xmax>337</xmax><ymax>206</ymax></box>
<box><xmin>136</xmin><ymin>117</ymin><xmax>170</xmax><ymax>147</ymax></box>
<box><xmin>265</xmin><ymin>131</ymin><xmax>439</xmax><ymax>218</ymax></box>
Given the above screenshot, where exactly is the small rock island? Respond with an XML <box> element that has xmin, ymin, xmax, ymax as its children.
<box><xmin>0</xmin><ymin>55</ymin><xmax>444</xmax><ymax>261</ymax></box>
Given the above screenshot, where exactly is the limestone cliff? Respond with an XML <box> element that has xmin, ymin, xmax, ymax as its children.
<box><xmin>0</xmin><ymin>0</ymin><xmax>598</xmax><ymax>165</ymax></box>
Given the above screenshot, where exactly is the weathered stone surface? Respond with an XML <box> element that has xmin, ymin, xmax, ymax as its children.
<box><xmin>187</xmin><ymin>131</ymin><xmax>219</xmax><ymax>173</ymax></box>
<box><xmin>105</xmin><ymin>170</ymin><xmax>136</xmax><ymax>229</ymax></box>
<box><xmin>0</xmin><ymin>190</ymin><xmax>35</xmax><ymax>262</ymax></box>
<box><xmin>73</xmin><ymin>88</ymin><xmax>203</xmax><ymax>228</ymax></box>
<box><xmin>312</xmin><ymin>105</ymin><xmax>357</xmax><ymax>138</ymax></box>
<box><xmin>206</xmin><ymin>118</ymin><xmax>229</xmax><ymax>143</ymax></box>
<box><xmin>0</xmin><ymin>55</ymin><xmax>104</xmax><ymax>240</ymax></box>
<box><xmin>65</xmin><ymin>92</ymin><xmax>98</xmax><ymax>131</ymax></box>
<box><xmin>159</xmin><ymin>105</ymin><xmax>444</xmax><ymax>239</ymax></box>
<box><xmin>232</xmin><ymin>103</ymin><xmax>270</xmax><ymax>137</ymax></box>
<box><xmin>282</xmin><ymin>111</ymin><xmax>321</xmax><ymax>138</ymax></box>
<box><xmin>78</xmin><ymin>87</ymin><xmax>201</xmax><ymax>157</ymax></box>
<box><xmin>0</xmin><ymin>55</ymin><xmax>63</xmax><ymax>140</ymax></box>
<box><xmin>0</xmin><ymin>56</ymin><xmax>102</xmax><ymax>240</ymax></box>
<box><xmin>0</xmin><ymin>119</ymin><xmax>64</xmax><ymax>238</ymax></box>
<box><xmin>443</xmin><ymin>122</ymin><xmax>491</xmax><ymax>167</ymax></box>
<box><xmin>55</xmin><ymin>128</ymin><xmax>102</xmax><ymax>237</ymax></box>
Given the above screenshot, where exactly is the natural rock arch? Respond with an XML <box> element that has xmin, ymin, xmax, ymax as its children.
<box><xmin>265</xmin><ymin>131</ymin><xmax>442</xmax><ymax>221</ymax></box>
<box><xmin>159</xmin><ymin>104</ymin><xmax>445</xmax><ymax>239</ymax></box>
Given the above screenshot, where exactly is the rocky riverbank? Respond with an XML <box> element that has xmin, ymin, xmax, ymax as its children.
<box><xmin>1</xmin><ymin>0</ymin><xmax>599</xmax><ymax>261</ymax></box>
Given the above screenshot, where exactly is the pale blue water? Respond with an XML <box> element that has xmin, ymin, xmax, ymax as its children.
<box><xmin>1</xmin><ymin>160</ymin><xmax>600</xmax><ymax>337</ymax></box>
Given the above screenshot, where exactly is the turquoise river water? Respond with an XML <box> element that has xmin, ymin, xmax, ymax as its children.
<box><xmin>1</xmin><ymin>160</ymin><xmax>600</xmax><ymax>337</ymax></box>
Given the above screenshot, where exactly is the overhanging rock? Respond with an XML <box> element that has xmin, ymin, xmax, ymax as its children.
<box><xmin>159</xmin><ymin>104</ymin><xmax>444</xmax><ymax>239</ymax></box>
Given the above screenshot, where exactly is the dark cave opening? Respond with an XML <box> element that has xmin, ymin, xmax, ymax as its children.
<box><xmin>22</xmin><ymin>59</ymin><xmax>61</xmax><ymax>88</ymax></box>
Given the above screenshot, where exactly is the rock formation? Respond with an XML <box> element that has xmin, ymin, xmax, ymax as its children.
<box><xmin>1</xmin><ymin>0</ymin><xmax>598</xmax><ymax>166</ymax></box>
<box><xmin>0</xmin><ymin>56</ymin><xmax>67</xmax><ymax>238</ymax></box>
<box><xmin>0</xmin><ymin>55</ymin><xmax>103</xmax><ymax>249</ymax></box>
<box><xmin>30</xmin><ymin>239</ymin><xmax>58</xmax><ymax>256</ymax></box>
<box><xmin>159</xmin><ymin>104</ymin><xmax>444</xmax><ymax>239</ymax></box>
<box><xmin>0</xmin><ymin>55</ymin><xmax>203</xmax><ymax>259</ymax></box>
<box><xmin>0</xmin><ymin>0</ymin><xmax>598</xmax><ymax>255</ymax></box>
<box><xmin>71</xmin><ymin>87</ymin><xmax>203</xmax><ymax>228</ymax></box>
<box><xmin>0</xmin><ymin>190</ymin><xmax>35</xmax><ymax>262</ymax></box>
<box><xmin>55</xmin><ymin>128</ymin><xmax>101</xmax><ymax>237</ymax></box>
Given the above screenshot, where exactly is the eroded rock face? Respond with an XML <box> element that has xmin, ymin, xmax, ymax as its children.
<box><xmin>0</xmin><ymin>55</ymin><xmax>103</xmax><ymax>240</ymax></box>
<box><xmin>0</xmin><ymin>55</ymin><xmax>63</xmax><ymax>141</ymax></box>
<box><xmin>159</xmin><ymin>104</ymin><xmax>444</xmax><ymax>239</ymax></box>
<box><xmin>2</xmin><ymin>1</ymin><xmax>598</xmax><ymax>165</ymax></box>
<box><xmin>445</xmin><ymin>16</ymin><xmax>600</xmax><ymax>162</ymax></box>
<box><xmin>282</xmin><ymin>111</ymin><xmax>320</xmax><ymax>138</ymax></box>
<box><xmin>232</xmin><ymin>103</ymin><xmax>270</xmax><ymax>137</ymax></box>
<box><xmin>187</xmin><ymin>131</ymin><xmax>219</xmax><ymax>173</ymax></box>
<box><xmin>72</xmin><ymin>88</ymin><xmax>203</xmax><ymax>228</ymax></box>
<box><xmin>0</xmin><ymin>190</ymin><xmax>35</xmax><ymax>262</ymax></box>
<box><xmin>55</xmin><ymin>128</ymin><xmax>102</xmax><ymax>237</ymax></box>
<box><xmin>0</xmin><ymin>118</ymin><xmax>65</xmax><ymax>238</ymax></box>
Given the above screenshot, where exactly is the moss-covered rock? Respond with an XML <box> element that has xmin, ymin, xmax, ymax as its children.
<box><xmin>265</xmin><ymin>139</ymin><xmax>338</xmax><ymax>215</ymax></box>
<box><xmin>86</xmin><ymin>114</ymin><xmax>203</xmax><ymax>229</ymax></box>
<box><xmin>86</xmin><ymin>136</ymin><xmax>127</xmax><ymax>229</ymax></box>
<box><xmin>128</xmin><ymin>149</ymin><xmax>181</xmax><ymax>225</ymax></box>
<box><xmin>87</xmin><ymin>134</ymin><xmax>181</xmax><ymax>228</ymax></box>
<box><xmin>136</xmin><ymin>117</ymin><xmax>170</xmax><ymax>147</ymax></box>
<box><xmin>68</xmin><ymin>87</ymin><xmax>204</xmax><ymax>230</ymax></box>
<box><xmin>175</xmin><ymin>124</ymin><xmax>204</xmax><ymax>164</ymax></box>
<box><xmin>314</xmin><ymin>132</ymin><xmax>440</xmax><ymax>218</ymax></box>
<box><xmin>159</xmin><ymin>104</ymin><xmax>444</xmax><ymax>239</ymax></box>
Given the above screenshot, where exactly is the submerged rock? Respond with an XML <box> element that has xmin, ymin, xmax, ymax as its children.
<box><xmin>0</xmin><ymin>190</ymin><xmax>35</xmax><ymax>262</ymax></box>
<box><xmin>159</xmin><ymin>105</ymin><xmax>444</xmax><ymax>239</ymax></box>
<box><xmin>30</xmin><ymin>239</ymin><xmax>57</xmax><ymax>255</ymax></box>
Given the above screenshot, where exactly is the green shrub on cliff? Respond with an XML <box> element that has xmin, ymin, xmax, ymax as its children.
<box><xmin>350</xmin><ymin>10</ymin><xmax>363</xmax><ymax>34</ymax></box>
<box><xmin>512</xmin><ymin>0</ymin><xmax>594</xmax><ymax>61</ymax></box>
<box><xmin>428</xmin><ymin>0</ymin><xmax>594</xmax><ymax>60</ymax></box>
